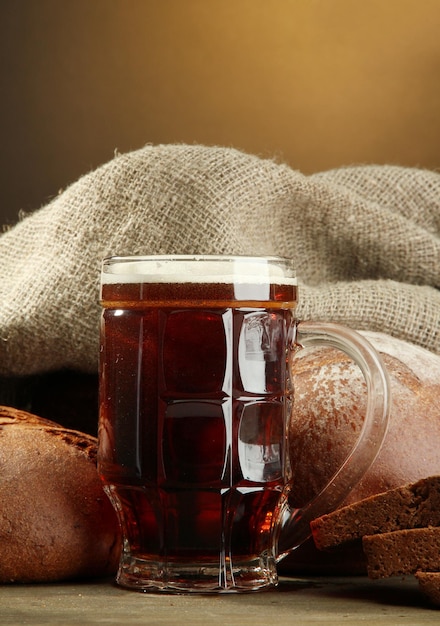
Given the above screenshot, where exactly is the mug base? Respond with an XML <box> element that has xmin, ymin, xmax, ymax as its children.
<box><xmin>115</xmin><ymin>553</ymin><xmax>278</xmax><ymax>594</ymax></box>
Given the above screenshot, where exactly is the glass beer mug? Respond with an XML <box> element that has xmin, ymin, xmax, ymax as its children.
<box><xmin>98</xmin><ymin>255</ymin><xmax>390</xmax><ymax>593</ymax></box>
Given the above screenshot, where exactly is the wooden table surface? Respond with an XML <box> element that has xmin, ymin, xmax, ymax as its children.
<box><xmin>0</xmin><ymin>575</ymin><xmax>438</xmax><ymax>625</ymax></box>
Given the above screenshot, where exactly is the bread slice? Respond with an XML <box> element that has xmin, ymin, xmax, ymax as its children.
<box><xmin>362</xmin><ymin>527</ymin><xmax>440</xmax><ymax>579</ymax></box>
<box><xmin>415</xmin><ymin>571</ymin><xmax>440</xmax><ymax>607</ymax></box>
<box><xmin>311</xmin><ymin>475</ymin><xmax>440</xmax><ymax>550</ymax></box>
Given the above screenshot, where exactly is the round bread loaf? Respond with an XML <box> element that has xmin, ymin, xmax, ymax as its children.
<box><xmin>280</xmin><ymin>331</ymin><xmax>440</xmax><ymax>575</ymax></box>
<box><xmin>288</xmin><ymin>330</ymin><xmax>440</xmax><ymax>508</ymax></box>
<box><xmin>0</xmin><ymin>406</ymin><xmax>121</xmax><ymax>583</ymax></box>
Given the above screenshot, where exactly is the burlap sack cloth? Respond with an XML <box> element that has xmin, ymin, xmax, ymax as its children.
<box><xmin>1</xmin><ymin>143</ymin><xmax>439</xmax><ymax>380</ymax></box>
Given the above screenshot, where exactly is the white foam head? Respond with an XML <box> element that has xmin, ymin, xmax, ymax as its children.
<box><xmin>101</xmin><ymin>255</ymin><xmax>297</xmax><ymax>285</ymax></box>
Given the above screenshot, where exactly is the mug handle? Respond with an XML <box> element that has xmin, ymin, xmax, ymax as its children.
<box><xmin>277</xmin><ymin>320</ymin><xmax>391</xmax><ymax>559</ymax></box>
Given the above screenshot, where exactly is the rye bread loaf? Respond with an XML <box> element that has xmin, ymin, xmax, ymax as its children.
<box><xmin>0</xmin><ymin>405</ymin><xmax>121</xmax><ymax>583</ymax></box>
<box><xmin>362</xmin><ymin>527</ymin><xmax>440</xmax><ymax>579</ymax></box>
<box><xmin>288</xmin><ymin>331</ymin><xmax>440</xmax><ymax>508</ymax></box>
<box><xmin>311</xmin><ymin>475</ymin><xmax>440</xmax><ymax>550</ymax></box>
<box><xmin>280</xmin><ymin>331</ymin><xmax>440</xmax><ymax>575</ymax></box>
<box><xmin>415</xmin><ymin>571</ymin><xmax>440</xmax><ymax>607</ymax></box>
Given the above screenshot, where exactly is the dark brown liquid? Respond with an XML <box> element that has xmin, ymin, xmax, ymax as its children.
<box><xmin>98</xmin><ymin>281</ymin><xmax>296</xmax><ymax>564</ymax></box>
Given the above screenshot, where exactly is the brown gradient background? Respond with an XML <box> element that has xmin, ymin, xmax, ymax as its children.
<box><xmin>1</xmin><ymin>0</ymin><xmax>440</xmax><ymax>225</ymax></box>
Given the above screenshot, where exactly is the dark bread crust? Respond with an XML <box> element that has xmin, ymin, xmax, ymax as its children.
<box><xmin>0</xmin><ymin>405</ymin><xmax>60</xmax><ymax>427</ymax></box>
<box><xmin>0</xmin><ymin>405</ymin><xmax>121</xmax><ymax>583</ymax></box>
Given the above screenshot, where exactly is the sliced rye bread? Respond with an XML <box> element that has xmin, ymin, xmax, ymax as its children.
<box><xmin>311</xmin><ymin>475</ymin><xmax>440</xmax><ymax>550</ymax></box>
<box><xmin>362</xmin><ymin>527</ymin><xmax>440</xmax><ymax>579</ymax></box>
<box><xmin>415</xmin><ymin>571</ymin><xmax>440</xmax><ymax>607</ymax></box>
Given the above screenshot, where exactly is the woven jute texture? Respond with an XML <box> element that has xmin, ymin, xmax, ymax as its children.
<box><xmin>1</xmin><ymin>143</ymin><xmax>439</xmax><ymax>376</ymax></box>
